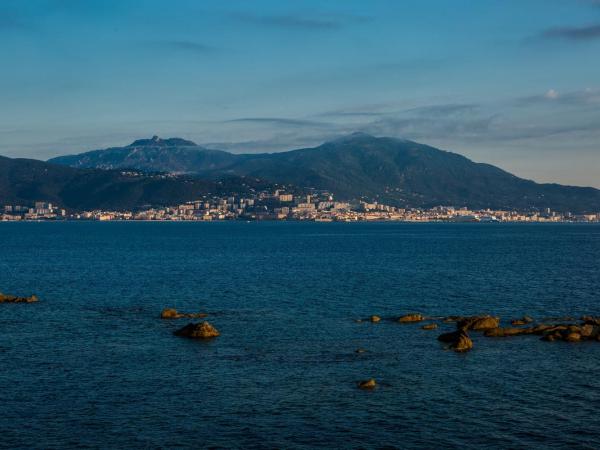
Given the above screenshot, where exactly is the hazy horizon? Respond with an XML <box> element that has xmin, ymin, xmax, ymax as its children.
<box><xmin>1</xmin><ymin>0</ymin><xmax>599</xmax><ymax>187</ymax></box>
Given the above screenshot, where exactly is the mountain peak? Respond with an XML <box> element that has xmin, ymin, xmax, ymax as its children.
<box><xmin>128</xmin><ymin>136</ymin><xmax>197</xmax><ymax>147</ymax></box>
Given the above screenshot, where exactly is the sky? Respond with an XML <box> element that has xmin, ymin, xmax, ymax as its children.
<box><xmin>1</xmin><ymin>0</ymin><xmax>599</xmax><ymax>187</ymax></box>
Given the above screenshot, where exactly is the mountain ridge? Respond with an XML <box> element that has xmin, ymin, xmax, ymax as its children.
<box><xmin>37</xmin><ymin>133</ymin><xmax>600</xmax><ymax>213</ymax></box>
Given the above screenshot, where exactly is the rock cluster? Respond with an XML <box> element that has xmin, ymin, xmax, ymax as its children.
<box><xmin>173</xmin><ymin>321</ymin><xmax>220</xmax><ymax>339</ymax></box>
<box><xmin>0</xmin><ymin>292</ymin><xmax>38</xmax><ymax>303</ymax></box>
<box><xmin>361</xmin><ymin>312</ymin><xmax>600</xmax><ymax>354</ymax></box>
<box><xmin>160</xmin><ymin>308</ymin><xmax>208</xmax><ymax>319</ymax></box>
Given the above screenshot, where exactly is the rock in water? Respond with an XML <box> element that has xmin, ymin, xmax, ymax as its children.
<box><xmin>421</xmin><ymin>323</ymin><xmax>438</xmax><ymax>330</ymax></box>
<box><xmin>358</xmin><ymin>379</ymin><xmax>377</xmax><ymax>390</ymax></box>
<box><xmin>174</xmin><ymin>322</ymin><xmax>220</xmax><ymax>339</ymax></box>
<box><xmin>450</xmin><ymin>331</ymin><xmax>473</xmax><ymax>352</ymax></box>
<box><xmin>0</xmin><ymin>293</ymin><xmax>38</xmax><ymax>303</ymax></box>
<box><xmin>160</xmin><ymin>308</ymin><xmax>208</xmax><ymax>319</ymax></box>
<box><xmin>458</xmin><ymin>316</ymin><xmax>500</xmax><ymax>331</ymax></box>
<box><xmin>161</xmin><ymin>308</ymin><xmax>180</xmax><ymax>319</ymax></box>
<box><xmin>370</xmin><ymin>315</ymin><xmax>381</xmax><ymax>323</ymax></box>
<box><xmin>398</xmin><ymin>313</ymin><xmax>425</xmax><ymax>323</ymax></box>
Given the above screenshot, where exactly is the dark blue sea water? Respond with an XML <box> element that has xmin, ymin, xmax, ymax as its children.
<box><xmin>1</xmin><ymin>222</ymin><xmax>600</xmax><ymax>449</ymax></box>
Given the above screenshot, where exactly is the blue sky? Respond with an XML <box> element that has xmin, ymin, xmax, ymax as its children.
<box><xmin>1</xmin><ymin>0</ymin><xmax>599</xmax><ymax>187</ymax></box>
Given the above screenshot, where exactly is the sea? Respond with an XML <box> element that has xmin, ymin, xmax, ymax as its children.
<box><xmin>1</xmin><ymin>222</ymin><xmax>599</xmax><ymax>449</ymax></box>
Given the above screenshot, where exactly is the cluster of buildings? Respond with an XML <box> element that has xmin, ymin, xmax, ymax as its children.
<box><xmin>2</xmin><ymin>193</ymin><xmax>600</xmax><ymax>223</ymax></box>
<box><xmin>1</xmin><ymin>202</ymin><xmax>67</xmax><ymax>221</ymax></box>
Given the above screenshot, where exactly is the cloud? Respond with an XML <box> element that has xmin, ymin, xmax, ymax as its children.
<box><xmin>541</xmin><ymin>23</ymin><xmax>600</xmax><ymax>40</ymax></box>
<box><xmin>230</xmin><ymin>11</ymin><xmax>370</xmax><ymax>31</ymax></box>
<box><xmin>225</xmin><ymin>117</ymin><xmax>331</xmax><ymax>128</ymax></box>
<box><xmin>518</xmin><ymin>88</ymin><xmax>600</xmax><ymax>106</ymax></box>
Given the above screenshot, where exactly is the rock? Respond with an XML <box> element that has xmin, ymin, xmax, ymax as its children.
<box><xmin>580</xmin><ymin>324</ymin><xmax>595</xmax><ymax>338</ymax></box>
<box><xmin>484</xmin><ymin>327</ymin><xmax>530</xmax><ymax>337</ymax></box>
<box><xmin>565</xmin><ymin>332</ymin><xmax>582</xmax><ymax>342</ymax></box>
<box><xmin>438</xmin><ymin>330</ymin><xmax>473</xmax><ymax>352</ymax></box>
<box><xmin>531</xmin><ymin>324</ymin><xmax>554</xmax><ymax>334</ymax></box>
<box><xmin>511</xmin><ymin>316</ymin><xmax>534</xmax><ymax>326</ymax></box>
<box><xmin>355</xmin><ymin>348</ymin><xmax>367</xmax><ymax>354</ymax></box>
<box><xmin>161</xmin><ymin>308</ymin><xmax>180</xmax><ymax>319</ymax></box>
<box><xmin>421</xmin><ymin>323</ymin><xmax>438</xmax><ymax>330</ymax></box>
<box><xmin>370</xmin><ymin>315</ymin><xmax>381</xmax><ymax>323</ymax></box>
<box><xmin>174</xmin><ymin>321</ymin><xmax>220</xmax><ymax>339</ymax></box>
<box><xmin>457</xmin><ymin>316</ymin><xmax>500</xmax><ymax>331</ymax></box>
<box><xmin>358</xmin><ymin>379</ymin><xmax>377</xmax><ymax>390</ymax></box>
<box><xmin>397</xmin><ymin>313</ymin><xmax>425</xmax><ymax>323</ymax></box>
<box><xmin>160</xmin><ymin>308</ymin><xmax>208</xmax><ymax>319</ymax></box>
<box><xmin>450</xmin><ymin>331</ymin><xmax>473</xmax><ymax>352</ymax></box>
<box><xmin>0</xmin><ymin>293</ymin><xmax>38</xmax><ymax>303</ymax></box>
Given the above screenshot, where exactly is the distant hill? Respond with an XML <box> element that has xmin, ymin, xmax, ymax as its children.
<box><xmin>48</xmin><ymin>133</ymin><xmax>600</xmax><ymax>213</ymax></box>
<box><xmin>0</xmin><ymin>156</ymin><xmax>272</xmax><ymax>211</ymax></box>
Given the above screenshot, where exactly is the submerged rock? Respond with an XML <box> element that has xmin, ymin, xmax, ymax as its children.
<box><xmin>355</xmin><ymin>348</ymin><xmax>368</xmax><ymax>354</ymax></box>
<box><xmin>0</xmin><ymin>293</ymin><xmax>38</xmax><ymax>303</ymax></box>
<box><xmin>174</xmin><ymin>321</ymin><xmax>220</xmax><ymax>339</ymax></box>
<box><xmin>358</xmin><ymin>379</ymin><xmax>377</xmax><ymax>390</ymax></box>
<box><xmin>160</xmin><ymin>308</ymin><xmax>208</xmax><ymax>319</ymax></box>
<box><xmin>397</xmin><ymin>313</ymin><xmax>425</xmax><ymax>323</ymax></box>
<box><xmin>421</xmin><ymin>323</ymin><xmax>438</xmax><ymax>330</ymax></box>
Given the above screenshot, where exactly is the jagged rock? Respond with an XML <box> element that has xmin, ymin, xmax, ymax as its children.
<box><xmin>397</xmin><ymin>313</ymin><xmax>425</xmax><ymax>323</ymax></box>
<box><xmin>358</xmin><ymin>379</ymin><xmax>377</xmax><ymax>390</ymax></box>
<box><xmin>160</xmin><ymin>308</ymin><xmax>208</xmax><ymax>319</ymax></box>
<box><xmin>565</xmin><ymin>332</ymin><xmax>582</xmax><ymax>342</ymax></box>
<box><xmin>457</xmin><ymin>316</ymin><xmax>500</xmax><ymax>331</ymax></box>
<box><xmin>421</xmin><ymin>323</ymin><xmax>438</xmax><ymax>330</ymax></box>
<box><xmin>370</xmin><ymin>315</ymin><xmax>381</xmax><ymax>323</ymax></box>
<box><xmin>511</xmin><ymin>316</ymin><xmax>534</xmax><ymax>326</ymax></box>
<box><xmin>450</xmin><ymin>331</ymin><xmax>473</xmax><ymax>352</ymax></box>
<box><xmin>437</xmin><ymin>330</ymin><xmax>473</xmax><ymax>352</ymax></box>
<box><xmin>174</xmin><ymin>321</ymin><xmax>220</xmax><ymax>339</ymax></box>
<box><xmin>0</xmin><ymin>293</ymin><xmax>38</xmax><ymax>303</ymax></box>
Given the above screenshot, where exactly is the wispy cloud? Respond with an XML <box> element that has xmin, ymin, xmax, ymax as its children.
<box><xmin>518</xmin><ymin>88</ymin><xmax>600</xmax><ymax>106</ymax></box>
<box><xmin>225</xmin><ymin>117</ymin><xmax>331</xmax><ymax>128</ymax></box>
<box><xmin>541</xmin><ymin>23</ymin><xmax>600</xmax><ymax>41</ymax></box>
<box><xmin>230</xmin><ymin>11</ymin><xmax>370</xmax><ymax>31</ymax></box>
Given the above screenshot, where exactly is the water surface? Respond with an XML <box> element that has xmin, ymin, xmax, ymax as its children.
<box><xmin>1</xmin><ymin>222</ymin><xmax>599</xmax><ymax>448</ymax></box>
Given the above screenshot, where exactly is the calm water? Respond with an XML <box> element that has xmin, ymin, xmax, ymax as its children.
<box><xmin>1</xmin><ymin>222</ymin><xmax>600</xmax><ymax>449</ymax></box>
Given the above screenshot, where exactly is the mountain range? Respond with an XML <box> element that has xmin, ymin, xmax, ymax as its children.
<box><xmin>44</xmin><ymin>133</ymin><xmax>600</xmax><ymax>213</ymax></box>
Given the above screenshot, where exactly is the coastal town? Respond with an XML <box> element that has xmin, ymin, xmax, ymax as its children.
<box><xmin>2</xmin><ymin>190</ymin><xmax>600</xmax><ymax>223</ymax></box>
